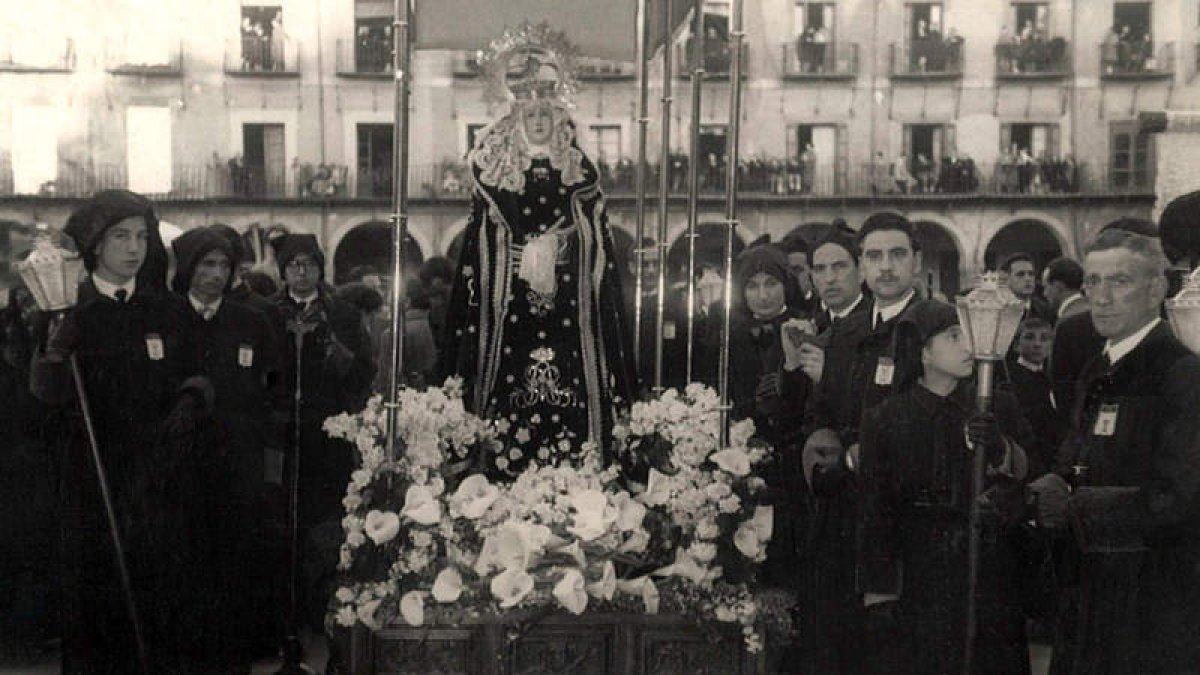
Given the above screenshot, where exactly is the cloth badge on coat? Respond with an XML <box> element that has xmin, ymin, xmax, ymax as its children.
<box><xmin>146</xmin><ymin>333</ymin><xmax>165</xmax><ymax>361</ymax></box>
<box><xmin>874</xmin><ymin>356</ymin><xmax>895</xmax><ymax>386</ymax></box>
<box><xmin>238</xmin><ymin>344</ymin><xmax>254</xmax><ymax>368</ymax></box>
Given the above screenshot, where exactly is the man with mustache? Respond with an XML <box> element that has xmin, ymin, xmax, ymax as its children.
<box><xmin>793</xmin><ymin>212</ymin><xmax>922</xmax><ymax>675</ymax></box>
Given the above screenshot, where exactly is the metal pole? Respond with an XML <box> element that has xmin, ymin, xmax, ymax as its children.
<box><xmin>653</xmin><ymin>0</ymin><xmax>674</xmax><ymax>393</ymax></box>
<box><xmin>718</xmin><ymin>0</ymin><xmax>744</xmax><ymax>447</ymax></box>
<box><xmin>633</xmin><ymin>0</ymin><xmax>651</xmax><ymax>381</ymax></box>
<box><xmin>68</xmin><ymin>355</ymin><xmax>149</xmax><ymax>675</ymax></box>
<box><xmin>964</xmin><ymin>358</ymin><xmax>995</xmax><ymax>675</ymax></box>
<box><xmin>684</xmin><ymin>0</ymin><xmax>704</xmax><ymax>384</ymax></box>
<box><xmin>385</xmin><ymin>0</ymin><xmax>413</xmax><ymax>458</ymax></box>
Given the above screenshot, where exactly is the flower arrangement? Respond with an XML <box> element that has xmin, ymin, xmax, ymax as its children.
<box><xmin>325</xmin><ymin>379</ymin><xmax>786</xmax><ymax>651</ymax></box>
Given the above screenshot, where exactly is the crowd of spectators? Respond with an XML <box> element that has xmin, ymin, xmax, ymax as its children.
<box><xmin>794</xmin><ymin>25</ymin><xmax>832</xmax><ymax>73</ymax></box>
<box><xmin>1101</xmin><ymin>25</ymin><xmax>1156</xmax><ymax>74</ymax></box>
<box><xmin>906</xmin><ymin>21</ymin><xmax>964</xmax><ymax>73</ymax></box>
<box><xmin>996</xmin><ymin>149</ymin><xmax>1079</xmax><ymax>194</ymax></box>
<box><xmin>997</xmin><ymin>22</ymin><xmax>1068</xmax><ymax>74</ymax></box>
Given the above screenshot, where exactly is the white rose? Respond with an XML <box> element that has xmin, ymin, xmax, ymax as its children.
<box><xmin>688</xmin><ymin>542</ymin><xmax>718</xmax><ymax>564</ymax></box>
<box><xmin>342</xmin><ymin>493</ymin><xmax>363</xmax><ymax>511</ymax></box>
<box><xmin>432</xmin><ymin>567</ymin><xmax>463</xmax><ymax>604</ymax></box>
<box><xmin>401</xmin><ymin>485</ymin><xmax>443</xmax><ymax>525</ymax></box>
<box><xmin>335</xmin><ymin>605</ymin><xmax>357</xmax><ymax>627</ymax></box>
<box><xmin>695</xmin><ymin>518</ymin><xmax>721</xmax><ymax>540</ymax></box>
<box><xmin>640</xmin><ymin>468</ymin><xmax>672</xmax><ymax>507</ymax></box>
<box><xmin>553</xmin><ymin>569</ymin><xmax>589</xmax><ymax>615</ymax></box>
<box><xmin>490</xmin><ymin>569</ymin><xmax>535</xmax><ymax>608</ymax></box>
<box><xmin>350</xmin><ymin>469</ymin><xmax>372</xmax><ymax>490</ymax></box>
<box><xmin>612</xmin><ymin>492</ymin><xmax>647</xmax><ymax>531</ymax></box>
<box><xmin>335</xmin><ymin>587</ymin><xmax>356</xmax><ymax>603</ymax></box>
<box><xmin>364</xmin><ymin>510</ymin><xmax>401</xmax><ymax>545</ymax></box>
<box><xmin>399</xmin><ymin>590</ymin><xmax>425</xmax><ymax>627</ymax></box>
<box><xmin>357</xmin><ymin>598</ymin><xmax>383</xmax><ymax>630</ymax></box>
<box><xmin>453</xmin><ymin>474</ymin><xmax>500</xmax><ymax>519</ymax></box>
<box><xmin>710</xmin><ymin>448</ymin><xmax>752</xmax><ymax>477</ymax></box>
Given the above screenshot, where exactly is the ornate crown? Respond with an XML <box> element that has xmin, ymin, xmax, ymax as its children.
<box><xmin>476</xmin><ymin>22</ymin><xmax>580</xmax><ymax>108</ymax></box>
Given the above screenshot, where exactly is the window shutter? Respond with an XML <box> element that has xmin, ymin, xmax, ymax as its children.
<box><xmin>1000</xmin><ymin>123</ymin><xmax>1012</xmax><ymax>154</ymax></box>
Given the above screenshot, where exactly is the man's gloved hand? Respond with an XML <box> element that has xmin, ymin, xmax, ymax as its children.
<box><xmin>1028</xmin><ymin>473</ymin><xmax>1071</xmax><ymax>530</ymax></box>
<box><xmin>965</xmin><ymin>412</ymin><xmax>1006</xmax><ymax>467</ymax></box>
<box><xmin>45</xmin><ymin>311</ymin><xmax>82</xmax><ymax>361</ymax></box>
<box><xmin>162</xmin><ymin>390</ymin><xmax>204</xmax><ymax>438</ymax></box>
<box><xmin>325</xmin><ymin>334</ymin><xmax>355</xmax><ymax>375</ymax></box>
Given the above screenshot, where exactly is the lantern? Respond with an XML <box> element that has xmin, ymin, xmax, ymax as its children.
<box><xmin>955</xmin><ymin>272</ymin><xmax>1026</xmax><ymax>410</ymax></box>
<box><xmin>1166</xmin><ymin>268</ymin><xmax>1200</xmax><ymax>355</ymax></box>
<box><xmin>15</xmin><ymin>237</ymin><xmax>85</xmax><ymax>312</ymax></box>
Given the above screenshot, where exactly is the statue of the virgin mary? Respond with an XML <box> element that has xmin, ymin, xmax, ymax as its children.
<box><xmin>439</xmin><ymin>24</ymin><xmax>637</xmax><ymax>478</ymax></box>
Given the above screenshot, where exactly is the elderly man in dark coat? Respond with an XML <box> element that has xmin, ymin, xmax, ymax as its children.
<box><xmin>29</xmin><ymin>190</ymin><xmax>218</xmax><ymax>673</ymax></box>
<box><xmin>269</xmin><ymin>233</ymin><xmax>375</xmax><ymax>628</ymax></box>
<box><xmin>1030</xmin><ymin>228</ymin><xmax>1200</xmax><ymax>675</ymax></box>
<box><xmin>171</xmin><ymin>226</ymin><xmax>287</xmax><ymax>664</ymax></box>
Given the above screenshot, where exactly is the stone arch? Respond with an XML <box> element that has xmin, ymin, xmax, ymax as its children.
<box><xmin>439</xmin><ymin>215</ymin><xmax>472</xmax><ymax>258</ymax></box>
<box><xmin>908</xmin><ymin>217</ymin><xmax>965</xmax><ymax>297</ymax></box>
<box><xmin>331</xmin><ymin>219</ymin><xmax>425</xmax><ymax>285</ymax></box>
<box><xmin>984</xmin><ymin>217</ymin><xmax>1066</xmax><ymax>273</ymax></box>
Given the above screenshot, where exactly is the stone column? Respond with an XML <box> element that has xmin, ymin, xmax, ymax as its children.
<box><xmin>1139</xmin><ymin>111</ymin><xmax>1200</xmax><ymax>223</ymax></box>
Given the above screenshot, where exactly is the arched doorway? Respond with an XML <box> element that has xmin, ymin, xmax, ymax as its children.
<box><xmin>333</xmin><ymin>220</ymin><xmax>424</xmax><ymax>285</ymax></box>
<box><xmin>913</xmin><ymin>220</ymin><xmax>962</xmax><ymax>297</ymax></box>
<box><xmin>984</xmin><ymin>219</ymin><xmax>1064</xmax><ymax>273</ymax></box>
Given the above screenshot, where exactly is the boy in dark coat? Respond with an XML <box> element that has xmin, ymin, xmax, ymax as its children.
<box><xmin>1005</xmin><ymin>316</ymin><xmax>1059</xmax><ymax>474</ymax></box>
<box><xmin>172</xmin><ymin>225</ymin><xmax>287</xmax><ymax>664</ymax></box>
<box><xmin>29</xmin><ymin>190</ymin><xmax>217</xmax><ymax>673</ymax></box>
<box><xmin>860</xmin><ymin>299</ymin><xmax>1033</xmax><ymax>675</ymax></box>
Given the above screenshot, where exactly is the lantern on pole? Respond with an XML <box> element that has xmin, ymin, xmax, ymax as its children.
<box><xmin>1166</xmin><ymin>268</ymin><xmax>1200</xmax><ymax>355</ymax></box>
<box><xmin>952</xmin><ymin>271</ymin><xmax>1024</xmax><ymax>675</ymax></box>
<box><xmin>15</xmin><ymin>237</ymin><xmax>150</xmax><ymax>675</ymax></box>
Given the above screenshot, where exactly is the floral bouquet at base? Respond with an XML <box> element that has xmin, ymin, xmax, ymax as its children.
<box><xmin>325</xmin><ymin>379</ymin><xmax>790</xmax><ymax>652</ymax></box>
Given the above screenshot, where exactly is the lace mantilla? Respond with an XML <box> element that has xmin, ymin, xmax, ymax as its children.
<box><xmin>470</xmin><ymin>108</ymin><xmax>587</xmax><ymax>194</ymax></box>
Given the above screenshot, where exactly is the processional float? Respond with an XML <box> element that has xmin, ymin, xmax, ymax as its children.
<box><xmin>381</xmin><ymin>0</ymin><xmax>744</xmax><ymax>451</ymax></box>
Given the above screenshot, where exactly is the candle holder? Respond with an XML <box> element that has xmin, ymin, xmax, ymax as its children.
<box><xmin>1165</xmin><ymin>268</ymin><xmax>1200</xmax><ymax>356</ymax></box>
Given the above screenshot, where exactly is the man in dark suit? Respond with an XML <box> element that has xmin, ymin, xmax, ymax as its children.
<box><xmin>1042</xmin><ymin>257</ymin><xmax>1088</xmax><ymax>322</ymax></box>
<box><xmin>1001</xmin><ymin>252</ymin><xmax>1055</xmax><ymax>323</ymax></box>
<box><xmin>794</xmin><ymin>212</ymin><xmax>923</xmax><ymax>675</ymax></box>
<box><xmin>1029</xmin><ymin>229</ymin><xmax>1200</xmax><ymax>675</ymax></box>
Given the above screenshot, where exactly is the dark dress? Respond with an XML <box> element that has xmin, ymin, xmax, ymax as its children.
<box><xmin>440</xmin><ymin>143</ymin><xmax>636</xmax><ymax>477</ymax></box>
<box><xmin>860</xmin><ymin>382</ymin><xmax>1033</xmax><ymax>675</ymax></box>
<box><xmin>30</xmin><ymin>281</ymin><xmax>219</xmax><ymax>673</ymax></box>
<box><xmin>1050</xmin><ymin>322</ymin><xmax>1200</xmax><ymax>675</ymax></box>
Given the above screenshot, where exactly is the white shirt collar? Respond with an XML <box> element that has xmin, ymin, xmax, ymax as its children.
<box><xmin>289</xmin><ymin>290</ymin><xmax>319</xmax><ymax>306</ymax></box>
<box><xmin>825</xmin><ymin>293</ymin><xmax>865</xmax><ymax>321</ymax></box>
<box><xmin>92</xmin><ymin>275</ymin><xmax>136</xmax><ymax>301</ymax></box>
<box><xmin>1057</xmin><ymin>293</ymin><xmax>1084</xmax><ymax>319</ymax></box>
<box><xmin>188</xmin><ymin>293</ymin><xmax>223</xmax><ymax>318</ymax></box>
<box><xmin>1104</xmin><ymin>317</ymin><xmax>1162</xmax><ymax>365</ymax></box>
<box><xmin>872</xmin><ymin>289</ymin><xmax>916</xmax><ymax>328</ymax></box>
<box><xmin>1017</xmin><ymin>356</ymin><xmax>1044</xmax><ymax>372</ymax></box>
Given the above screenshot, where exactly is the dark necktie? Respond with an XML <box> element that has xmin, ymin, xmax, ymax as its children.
<box><xmin>114</xmin><ymin>289</ymin><xmax>128</xmax><ymax>304</ymax></box>
<box><xmin>874</xmin><ymin>311</ymin><xmax>883</xmax><ymax>330</ymax></box>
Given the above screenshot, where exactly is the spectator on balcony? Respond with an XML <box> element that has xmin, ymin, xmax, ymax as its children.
<box><xmin>812</xmin><ymin>26</ymin><xmax>829</xmax><ymax>72</ymax></box>
<box><xmin>892</xmin><ymin>153</ymin><xmax>913</xmax><ymax>194</ymax></box>
<box><xmin>270</xmin><ymin>11</ymin><xmax>286</xmax><ymax>72</ymax></box>
<box><xmin>1016</xmin><ymin>148</ymin><xmax>1035</xmax><ymax>194</ymax></box>
<box><xmin>797</xmin><ymin>28</ymin><xmax>816</xmax><ymax>73</ymax></box>
<box><xmin>229</xmin><ymin>154</ymin><xmax>251</xmax><ymax>197</ymax></box>
<box><xmin>998</xmin><ymin>24</ymin><xmax>1016</xmax><ymax>73</ymax></box>
<box><xmin>913</xmin><ymin>153</ymin><xmax>934</xmax><ymax>193</ymax></box>
<box><xmin>801</xmin><ymin>144</ymin><xmax>817</xmax><ymax>195</ymax></box>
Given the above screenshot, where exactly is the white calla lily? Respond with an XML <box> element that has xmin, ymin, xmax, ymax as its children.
<box><xmin>453</xmin><ymin>474</ymin><xmax>500</xmax><ymax>519</ymax></box>
<box><xmin>586</xmin><ymin>560</ymin><xmax>617</xmax><ymax>601</ymax></box>
<box><xmin>401</xmin><ymin>485</ymin><xmax>442</xmax><ymax>525</ymax></box>
<box><xmin>552</xmin><ymin>569</ymin><xmax>589</xmax><ymax>615</ymax></box>
<box><xmin>399</xmin><ymin>590</ymin><xmax>425</xmax><ymax>627</ymax></box>
<box><xmin>363</xmin><ymin>510</ymin><xmax>401</xmax><ymax>545</ymax></box>
<box><xmin>710</xmin><ymin>447</ymin><xmax>752</xmax><ymax>477</ymax></box>
<box><xmin>491</xmin><ymin>569</ymin><xmax>535</xmax><ymax>608</ymax></box>
<box><xmin>432</xmin><ymin>567</ymin><xmax>463</xmax><ymax>603</ymax></box>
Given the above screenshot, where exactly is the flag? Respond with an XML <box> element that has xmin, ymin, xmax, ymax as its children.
<box><xmin>413</xmin><ymin>0</ymin><xmax>691</xmax><ymax>61</ymax></box>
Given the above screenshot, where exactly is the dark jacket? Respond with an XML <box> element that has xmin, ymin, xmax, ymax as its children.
<box><xmin>1050</xmin><ymin>311</ymin><xmax>1104</xmax><ymax>430</ymax></box>
<box><xmin>1051</xmin><ymin>322</ymin><xmax>1200</xmax><ymax>675</ymax></box>
<box><xmin>860</xmin><ymin>382</ymin><xmax>1033</xmax><ymax>675</ymax></box>
<box><xmin>1004</xmin><ymin>362</ymin><xmax>1059</xmax><ymax>476</ymax></box>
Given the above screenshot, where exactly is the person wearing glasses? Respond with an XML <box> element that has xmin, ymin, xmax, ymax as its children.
<box><xmin>1028</xmin><ymin>228</ymin><xmax>1200</xmax><ymax>675</ymax></box>
<box><xmin>269</xmin><ymin>233</ymin><xmax>375</xmax><ymax>632</ymax></box>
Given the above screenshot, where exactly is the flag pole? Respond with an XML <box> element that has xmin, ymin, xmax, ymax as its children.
<box><xmin>718</xmin><ymin>0</ymin><xmax>744</xmax><ymax>448</ymax></box>
<box><xmin>385</xmin><ymin>0</ymin><xmax>414</xmax><ymax>459</ymax></box>
<box><xmin>683</xmin><ymin>0</ymin><xmax>704</xmax><ymax>384</ymax></box>
<box><xmin>633</xmin><ymin>0</ymin><xmax>651</xmax><ymax>381</ymax></box>
<box><xmin>653</xmin><ymin>0</ymin><xmax>674</xmax><ymax>393</ymax></box>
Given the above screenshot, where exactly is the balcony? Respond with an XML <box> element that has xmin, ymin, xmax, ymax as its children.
<box><xmin>0</xmin><ymin>37</ymin><xmax>74</xmax><ymax>72</ymax></box>
<box><xmin>675</xmin><ymin>41</ymin><xmax>748</xmax><ymax>79</ymax></box>
<box><xmin>781</xmin><ymin>42</ymin><xmax>858</xmax><ymax>80</ymax></box>
<box><xmin>890</xmin><ymin>39</ymin><xmax>964</xmax><ymax>80</ymax></box>
<box><xmin>0</xmin><ymin>157</ymin><xmax>1155</xmax><ymax>203</ymax></box>
<box><xmin>106</xmin><ymin>39</ymin><xmax>183</xmax><ymax>77</ymax></box>
<box><xmin>1100</xmin><ymin>39</ymin><xmax>1174</xmax><ymax>80</ymax></box>
<box><xmin>995</xmin><ymin>37</ymin><xmax>1070</xmax><ymax>80</ymax></box>
<box><xmin>335</xmin><ymin>38</ymin><xmax>392</xmax><ymax>78</ymax></box>
<box><xmin>225</xmin><ymin>35</ymin><xmax>299</xmax><ymax>77</ymax></box>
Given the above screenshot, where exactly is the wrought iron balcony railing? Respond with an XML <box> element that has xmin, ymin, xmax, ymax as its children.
<box><xmin>781</xmin><ymin>42</ymin><xmax>858</xmax><ymax>80</ymax></box>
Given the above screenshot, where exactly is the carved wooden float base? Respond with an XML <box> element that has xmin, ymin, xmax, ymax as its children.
<box><xmin>346</xmin><ymin>613</ymin><xmax>767</xmax><ymax>675</ymax></box>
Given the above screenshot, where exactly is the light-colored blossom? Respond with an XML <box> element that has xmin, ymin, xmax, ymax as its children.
<box><xmin>432</xmin><ymin>567</ymin><xmax>463</xmax><ymax>603</ymax></box>
<box><xmin>733</xmin><ymin>506</ymin><xmax>774</xmax><ymax>561</ymax></box>
<box><xmin>553</xmin><ymin>568</ymin><xmax>588</xmax><ymax>615</ymax></box>
<box><xmin>711</xmin><ymin>447</ymin><xmax>752</xmax><ymax>477</ymax></box>
<box><xmin>453</xmin><ymin>474</ymin><xmax>500</xmax><ymax>519</ymax></box>
<box><xmin>491</xmin><ymin>569</ymin><xmax>535</xmax><ymax>608</ymax></box>
<box><xmin>364</xmin><ymin>510</ymin><xmax>401</xmax><ymax>545</ymax></box>
<box><xmin>357</xmin><ymin>598</ymin><xmax>383</xmax><ymax>630</ymax></box>
<box><xmin>335</xmin><ymin>605</ymin><xmax>357</xmax><ymax>627</ymax></box>
<box><xmin>586</xmin><ymin>560</ymin><xmax>617</xmax><ymax>601</ymax></box>
<box><xmin>401</xmin><ymin>485</ymin><xmax>442</xmax><ymax>525</ymax></box>
<box><xmin>399</xmin><ymin>591</ymin><xmax>425</xmax><ymax>626</ymax></box>
<box><xmin>568</xmin><ymin>489</ymin><xmax>618</xmax><ymax>541</ymax></box>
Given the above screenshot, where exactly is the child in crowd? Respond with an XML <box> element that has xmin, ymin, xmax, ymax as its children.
<box><xmin>1006</xmin><ymin>316</ymin><xmax>1058</xmax><ymax>474</ymax></box>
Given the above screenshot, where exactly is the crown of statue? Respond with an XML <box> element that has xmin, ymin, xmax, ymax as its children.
<box><xmin>477</xmin><ymin>22</ymin><xmax>579</xmax><ymax>108</ymax></box>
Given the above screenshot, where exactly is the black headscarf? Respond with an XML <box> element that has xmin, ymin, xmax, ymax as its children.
<box><xmin>272</xmin><ymin>234</ymin><xmax>325</xmax><ymax>280</ymax></box>
<box><xmin>893</xmin><ymin>299</ymin><xmax>960</xmax><ymax>391</ymax></box>
<box><xmin>171</xmin><ymin>227</ymin><xmax>234</xmax><ymax>295</ymax></box>
<box><xmin>733</xmin><ymin>244</ymin><xmax>801</xmax><ymax>317</ymax></box>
